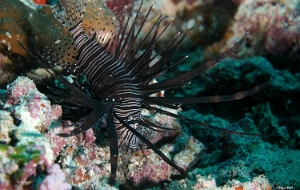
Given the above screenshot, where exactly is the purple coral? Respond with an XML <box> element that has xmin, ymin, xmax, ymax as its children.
<box><xmin>82</xmin><ymin>128</ymin><xmax>97</xmax><ymax>148</ymax></box>
<box><xmin>5</xmin><ymin>76</ymin><xmax>36</xmax><ymax>106</ymax></box>
<box><xmin>226</xmin><ymin>0</ymin><xmax>300</xmax><ymax>60</ymax></box>
<box><xmin>46</xmin><ymin>126</ymin><xmax>67</xmax><ymax>157</ymax></box>
<box><xmin>128</xmin><ymin>145</ymin><xmax>174</xmax><ymax>186</ymax></box>
<box><xmin>5</xmin><ymin>76</ymin><xmax>62</xmax><ymax>126</ymax></box>
<box><xmin>39</xmin><ymin>164</ymin><xmax>72</xmax><ymax>190</ymax></box>
<box><xmin>2</xmin><ymin>77</ymin><xmax>63</xmax><ymax>166</ymax></box>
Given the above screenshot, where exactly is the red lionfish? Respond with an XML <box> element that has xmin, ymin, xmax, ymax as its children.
<box><xmin>18</xmin><ymin>0</ymin><xmax>269</xmax><ymax>186</ymax></box>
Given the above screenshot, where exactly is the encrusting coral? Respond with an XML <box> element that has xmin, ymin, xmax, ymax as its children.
<box><xmin>0</xmin><ymin>77</ymin><xmax>203</xmax><ymax>189</ymax></box>
<box><xmin>0</xmin><ymin>76</ymin><xmax>277</xmax><ymax>189</ymax></box>
<box><xmin>0</xmin><ymin>76</ymin><xmax>65</xmax><ymax>189</ymax></box>
<box><xmin>38</xmin><ymin>164</ymin><xmax>71</xmax><ymax>190</ymax></box>
<box><xmin>224</xmin><ymin>0</ymin><xmax>300</xmax><ymax>61</ymax></box>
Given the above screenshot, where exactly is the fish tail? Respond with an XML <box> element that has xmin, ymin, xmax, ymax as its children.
<box><xmin>52</xmin><ymin>0</ymin><xmax>87</xmax><ymax>29</ymax></box>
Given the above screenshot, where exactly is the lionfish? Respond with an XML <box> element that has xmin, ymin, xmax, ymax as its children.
<box><xmin>18</xmin><ymin>0</ymin><xmax>268</xmax><ymax>186</ymax></box>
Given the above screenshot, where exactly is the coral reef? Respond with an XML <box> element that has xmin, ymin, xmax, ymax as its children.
<box><xmin>0</xmin><ymin>0</ymin><xmax>299</xmax><ymax>189</ymax></box>
<box><xmin>202</xmin><ymin>56</ymin><xmax>300</xmax><ymax>122</ymax></box>
<box><xmin>0</xmin><ymin>77</ymin><xmax>202</xmax><ymax>189</ymax></box>
<box><xmin>169</xmin><ymin>54</ymin><xmax>300</xmax><ymax>188</ymax></box>
<box><xmin>166</xmin><ymin>174</ymin><xmax>272</xmax><ymax>190</ymax></box>
<box><xmin>0</xmin><ymin>143</ymin><xmax>50</xmax><ymax>189</ymax></box>
<box><xmin>1</xmin><ymin>76</ymin><xmax>276</xmax><ymax>189</ymax></box>
<box><xmin>224</xmin><ymin>0</ymin><xmax>300</xmax><ymax>63</ymax></box>
<box><xmin>0</xmin><ymin>76</ymin><xmax>64</xmax><ymax>189</ymax></box>
<box><xmin>142</xmin><ymin>107</ymin><xmax>182</xmax><ymax>144</ymax></box>
<box><xmin>179</xmin><ymin>107</ymin><xmax>300</xmax><ymax>188</ymax></box>
<box><xmin>246</xmin><ymin>102</ymin><xmax>291</xmax><ymax>147</ymax></box>
<box><xmin>0</xmin><ymin>110</ymin><xmax>14</xmax><ymax>144</ymax></box>
<box><xmin>127</xmin><ymin>144</ymin><xmax>175</xmax><ymax>187</ymax></box>
<box><xmin>126</xmin><ymin>136</ymin><xmax>204</xmax><ymax>187</ymax></box>
<box><xmin>3</xmin><ymin>76</ymin><xmax>62</xmax><ymax>162</ymax></box>
<box><xmin>38</xmin><ymin>164</ymin><xmax>71</xmax><ymax>190</ymax></box>
<box><xmin>173</xmin><ymin>55</ymin><xmax>300</xmax><ymax>125</ymax></box>
<box><xmin>173</xmin><ymin>136</ymin><xmax>205</xmax><ymax>170</ymax></box>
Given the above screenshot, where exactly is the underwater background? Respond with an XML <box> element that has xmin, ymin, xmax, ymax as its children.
<box><xmin>0</xmin><ymin>0</ymin><xmax>299</xmax><ymax>189</ymax></box>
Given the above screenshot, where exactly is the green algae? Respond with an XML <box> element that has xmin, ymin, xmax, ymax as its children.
<box><xmin>0</xmin><ymin>144</ymin><xmax>9</xmax><ymax>151</ymax></box>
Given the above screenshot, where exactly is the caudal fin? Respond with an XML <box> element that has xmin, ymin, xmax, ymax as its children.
<box><xmin>52</xmin><ymin>0</ymin><xmax>87</xmax><ymax>29</ymax></box>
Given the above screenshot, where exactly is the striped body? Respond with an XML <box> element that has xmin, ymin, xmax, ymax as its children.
<box><xmin>70</xmin><ymin>22</ymin><xmax>143</xmax><ymax>148</ymax></box>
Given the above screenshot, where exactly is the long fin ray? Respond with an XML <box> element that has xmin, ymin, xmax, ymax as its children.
<box><xmin>143</xmin><ymin>103</ymin><xmax>260</xmax><ymax>136</ymax></box>
<box><xmin>106</xmin><ymin>109</ymin><xmax>119</xmax><ymax>186</ymax></box>
<box><xmin>113</xmin><ymin>111</ymin><xmax>190</xmax><ymax>178</ymax></box>
<box><xmin>58</xmin><ymin>105</ymin><xmax>105</xmax><ymax>137</ymax></box>
<box><xmin>144</xmin><ymin>33</ymin><xmax>248</xmax><ymax>93</ymax></box>
<box><xmin>145</xmin><ymin>80</ymin><xmax>270</xmax><ymax>104</ymax></box>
